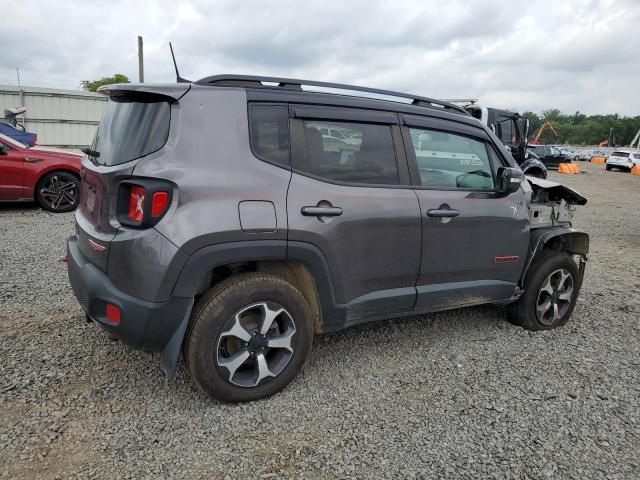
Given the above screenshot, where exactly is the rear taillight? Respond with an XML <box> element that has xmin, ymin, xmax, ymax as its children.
<box><xmin>118</xmin><ymin>179</ymin><xmax>173</xmax><ymax>228</ymax></box>
<box><xmin>151</xmin><ymin>191</ymin><xmax>169</xmax><ymax>217</ymax></box>
<box><xmin>128</xmin><ymin>185</ymin><xmax>146</xmax><ymax>223</ymax></box>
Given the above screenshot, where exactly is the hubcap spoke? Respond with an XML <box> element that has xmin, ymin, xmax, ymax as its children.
<box><xmin>221</xmin><ymin>316</ymin><xmax>252</xmax><ymax>342</ymax></box>
<box><xmin>558</xmin><ymin>287</ymin><xmax>573</xmax><ymax>302</ymax></box>
<box><xmin>557</xmin><ymin>270</ymin><xmax>571</xmax><ymax>291</ymax></box>
<box><xmin>552</xmin><ymin>302</ymin><xmax>560</xmax><ymax>321</ymax></box>
<box><xmin>255</xmin><ymin>354</ymin><xmax>276</xmax><ymax>384</ymax></box>
<box><xmin>259</xmin><ymin>303</ymin><xmax>285</xmax><ymax>335</ymax></box>
<box><xmin>218</xmin><ymin>349</ymin><xmax>251</xmax><ymax>381</ymax></box>
<box><xmin>539</xmin><ymin>276</ymin><xmax>554</xmax><ymax>296</ymax></box>
<box><xmin>267</xmin><ymin>329</ymin><xmax>295</xmax><ymax>352</ymax></box>
<box><xmin>58</xmin><ymin>182</ymin><xmax>76</xmax><ymax>193</ymax></box>
<box><xmin>537</xmin><ymin>298</ymin><xmax>552</xmax><ymax>319</ymax></box>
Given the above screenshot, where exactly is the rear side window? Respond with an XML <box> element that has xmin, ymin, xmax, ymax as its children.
<box><xmin>249</xmin><ymin>105</ymin><xmax>290</xmax><ymax>166</ymax></box>
<box><xmin>301</xmin><ymin>120</ymin><xmax>399</xmax><ymax>185</ymax></box>
<box><xmin>408</xmin><ymin>128</ymin><xmax>494</xmax><ymax>190</ymax></box>
<box><xmin>90</xmin><ymin>95</ymin><xmax>170</xmax><ymax>166</ymax></box>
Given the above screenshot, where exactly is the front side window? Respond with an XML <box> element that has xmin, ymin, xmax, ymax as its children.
<box><xmin>249</xmin><ymin>105</ymin><xmax>290</xmax><ymax>166</ymax></box>
<box><xmin>302</xmin><ymin>120</ymin><xmax>398</xmax><ymax>185</ymax></box>
<box><xmin>408</xmin><ymin>128</ymin><xmax>494</xmax><ymax>189</ymax></box>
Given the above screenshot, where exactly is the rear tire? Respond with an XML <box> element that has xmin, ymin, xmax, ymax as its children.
<box><xmin>184</xmin><ymin>273</ymin><xmax>313</xmax><ymax>402</ymax></box>
<box><xmin>605</xmin><ymin>164</ymin><xmax>612</xmax><ymax>171</ymax></box>
<box><xmin>507</xmin><ymin>250</ymin><xmax>581</xmax><ymax>331</ymax></box>
<box><xmin>36</xmin><ymin>171</ymin><xmax>80</xmax><ymax>213</ymax></box>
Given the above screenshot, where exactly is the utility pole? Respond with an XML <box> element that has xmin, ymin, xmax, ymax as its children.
<box><xmin>138</xmin><ymin>36</ymin><xmax>144</xmax><ymax>83</ymax></box>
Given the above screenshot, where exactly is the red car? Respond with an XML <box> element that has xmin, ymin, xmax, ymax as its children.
<box><xmin>0</xmin><ymin>133</ymin><xmax>82</xmax><ymax>212</ymax></box>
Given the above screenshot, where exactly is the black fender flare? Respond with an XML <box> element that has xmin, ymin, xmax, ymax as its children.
<box><xmin>161</xmin><ymin>240</ymin><xmax>340</xmax><ymax>376</ymax></box>
<box><xmin>519</xmin><ymin>227</ymin><xmax>589</xmax><ymax>285</ymax></box>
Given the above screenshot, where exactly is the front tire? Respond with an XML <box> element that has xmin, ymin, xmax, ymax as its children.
<box><xmin>36</xmin><ymin>171</ymin><xmax>80</xmax><ymax>212</ymax></box>
<box><xmin>507</xmin><ymin>250</ymin><xmax>581</xmax><ymax>331</ymax></box>
<box><xmin>184</xmin><ymin>273</ymin><xmax>314</xmax><ymax>402</ymax></box>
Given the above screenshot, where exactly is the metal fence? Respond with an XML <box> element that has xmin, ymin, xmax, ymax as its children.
<box><xmin>0</xmin><ymin>85</ymin><xmax>106</xmax><ymax>149</ymax></box>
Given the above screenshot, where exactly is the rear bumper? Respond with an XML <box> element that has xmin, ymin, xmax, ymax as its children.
<box><xmin>607</xmin><ymin>159</ymin><xmax>633</xmax><ymax>168</ymax></box>
<box><xmin>66</xmin><ymin>234</ymin><xmax>192</xmax><ymax>351</ymax></box>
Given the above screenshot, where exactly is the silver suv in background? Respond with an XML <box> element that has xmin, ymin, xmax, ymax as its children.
<box><xmin>67</xmin><ymin>76</ymin><xmax>589</xmax><ymax>402</ymax></box>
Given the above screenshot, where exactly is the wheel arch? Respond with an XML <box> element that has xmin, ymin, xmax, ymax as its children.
<box><xmin>161</xmin><ymin>240</ymin><xmax>337</xmax><ymax>376</ymax></box>
<box><xmin>171</xmin><ymin>240</ymin><xmax>338</xmax><ymax>333</ymax></box>
<box><xmin>520</xmin><ymin>227</ymin><xmax>589</xmax><ymax>285</ymax></box>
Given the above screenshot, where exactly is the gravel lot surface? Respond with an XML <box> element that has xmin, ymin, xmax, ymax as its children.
<box><xmin>1</xmin><ymin>161</ymin><xmax>639</xmax><ymax>479</ymax></box>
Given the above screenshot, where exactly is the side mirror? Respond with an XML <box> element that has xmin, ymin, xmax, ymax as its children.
<box><xmin>496</xmin><ymin>166</ymin><xmax>524</xmax><ymax>195</ymax></box>
<box><xmin>0</xmin><ymin>145</ymin><xmax>7</xmax><ymax>156</ymax></box>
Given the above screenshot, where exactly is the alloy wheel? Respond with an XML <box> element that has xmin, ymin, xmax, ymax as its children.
<box><xmin>216</xmin><ymin>302</ymin><xmax>296</xmax><ymax>387</ymax></box>
<box><xmin>536</xmin><ymin>268</ymin><xmax>574</xmax><ymax>326</ymax></box>
<box><xmin>39</xmin><ymin>175</ymin><xmax>78</xmax><ymax>211</ymax></box>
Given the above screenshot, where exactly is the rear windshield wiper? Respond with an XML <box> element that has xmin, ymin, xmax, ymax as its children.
<box><xmin>81</xmin><ymin>147</ymin><xmax>100</xmax><ymax>158</ymax></box>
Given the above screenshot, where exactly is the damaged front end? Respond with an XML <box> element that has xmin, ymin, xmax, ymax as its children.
<box><xmin>519</xmin><ymin>176</ymin><xmax>589</xmax><ymax>286</ymax></box>
<box><xmin>523</xmin><ymin>176</ymin><xmax>587</xmax><ymax>229</ymax></box>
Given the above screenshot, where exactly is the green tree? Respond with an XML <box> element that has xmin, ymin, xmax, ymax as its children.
<box><xmin>80</xmin><ymin>73</ymin><xmax>130</xmax><ymax>92</ymax></box>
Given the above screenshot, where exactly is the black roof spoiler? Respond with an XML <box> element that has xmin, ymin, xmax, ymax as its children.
<box><xmin>97</xmin><ymin>83</ymin><xmax>191</xmax><ymax>102</ymax></box>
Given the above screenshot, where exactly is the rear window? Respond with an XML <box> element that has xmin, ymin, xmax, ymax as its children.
<box><xmin>611</xmin><ymin>151</ymin><xmax>630</xmax><ymax>158</ymax></box>
<box><xmin>89</xmin><ymin>95</ymin><xmax>170</xmax><ymax>166</ymax></box>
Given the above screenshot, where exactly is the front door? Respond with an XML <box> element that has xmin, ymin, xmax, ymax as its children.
<box><xmin>287</xmin><ymin>107</ymin><xmax>421</xmax><ymax>329</ymax></box>
<box><xmin>402</xmin><ymin>115</ymin><xmax>529</xmax><ymax>312</ymax></box>
<box><xmin>0</xmin><ymin>144</ymin><xmax>25</xmax><ymax>199</ymax></box>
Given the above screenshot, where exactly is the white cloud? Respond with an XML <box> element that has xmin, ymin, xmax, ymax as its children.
<box><xmin>0</xmin><ymin>0</ymin><xmax>638</xmax><ymax>115</ymax></box>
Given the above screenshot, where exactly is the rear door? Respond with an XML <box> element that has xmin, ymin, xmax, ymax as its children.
<box><xmin>0</xmin><ymin>140</ymin><xmax>25</xmax><ymax>199</ymax></box>
<box><xmin>401</xmin><ymin>115</ymin><xmax>529</xmax><ymax>312</ymax></box>
<box><xmin>287</xmin><ymin>106</ymin><xmax>421</xmax><ymax>327</ymax></box>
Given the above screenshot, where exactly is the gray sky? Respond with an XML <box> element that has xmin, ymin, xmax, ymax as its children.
<box><xmin>0</xmin><ymin>0</ymin><xmax>638</xmax><ymax>115</ymax></box>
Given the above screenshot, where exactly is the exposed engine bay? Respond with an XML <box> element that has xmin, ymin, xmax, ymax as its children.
<box><xmin>523</xmin><ymin>176</ymin><xmax>587</xmax><ymax>229</ymax></box>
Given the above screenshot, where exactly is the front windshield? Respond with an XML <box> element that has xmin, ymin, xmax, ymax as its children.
<box><xmin>0</xmin><ymin>132</ymin><xmax>27</xmax><ymax>149</ymax></box>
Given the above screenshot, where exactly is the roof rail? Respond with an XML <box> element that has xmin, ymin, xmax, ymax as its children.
<box><xmin>195</xmin><ymin>74</ymin><xmax>469</xmax><ymax>115</ymax></box>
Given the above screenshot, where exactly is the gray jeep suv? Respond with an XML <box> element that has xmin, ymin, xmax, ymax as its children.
<box><xmin>67</xmin><ymin>75</ymin><xmax>589</xmax><ymax>402</ymax></box>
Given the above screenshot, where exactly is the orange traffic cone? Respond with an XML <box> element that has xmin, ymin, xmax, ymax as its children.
<box><xmin>571</xmin><ymin>163</ymin><xmax>580</xmax><ymax>173</ymax></box>
<box><xmin>591</xmin><ymin>156</ymin><xmax>605</xmax><ymax>164</ymax></box>
<box><xmin>631</xmin><ymin>166</ymin><xmax>640</xmax><ymax>176</ymax></box>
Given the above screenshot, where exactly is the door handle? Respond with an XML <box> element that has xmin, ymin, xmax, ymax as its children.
<box><xmin>25</xmin><ymin>157</ymin><xmax>43</xmax><ymax>163</ymax></box>
<box><xmin>301</xmin><ymin>206</ymin><xmax>343</xmax><ymax>217</ymax></box>
<box><xmin>426</xmin><ymin>208</ymin><xmax>459</xmax><ymax>218</ymax></box>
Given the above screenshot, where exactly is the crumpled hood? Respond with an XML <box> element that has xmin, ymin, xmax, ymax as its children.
<box><xmin>527</xmin><ymin>176</ymin><xmax>587</xmax><ymax>206</ymax></box>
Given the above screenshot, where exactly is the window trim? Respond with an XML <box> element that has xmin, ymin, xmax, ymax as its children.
<box><xmin>401</xmin><ymin>125</ymin><xmax>501</xmax><ymax>192</ymax></box>
<box><xmin>289</xmin><ymin>114</ymin><xmax>412</xmax><ymax>189</ymax></box>
<box><xmin>247</xmin><ymin>102</ymin><xmax>292</xmax><ymax>170</ymax></box>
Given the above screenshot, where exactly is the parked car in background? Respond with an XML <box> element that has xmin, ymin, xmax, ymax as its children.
<box><xmin>0</xmin><ymin>121</ymin><xmax>37</xmax><ymax>146</ymax></box>
<box><xmin>575</xmin><ymin>149</ymin><xmax>607</xmax><ymax>161</ymax></box>
<box><xmin>0</xmin><ymin>133</ymin><xmax>82</xmax><ymax>212</ymax></box>
<box><xmin>527</xmin><ymin>144</ymin><xmax>569</xmax><ymax>169</ymax></box>
<box><xmin>606</xmin><ymin>150</ymin><xmax>637</xmax><ymax>171</ymax></box>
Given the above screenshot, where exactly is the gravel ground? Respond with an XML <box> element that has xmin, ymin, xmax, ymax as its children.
<box><xmin>1</xmin><ymin>161</ymin><xmax>639</xmax><ymax>479</ymax></box>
